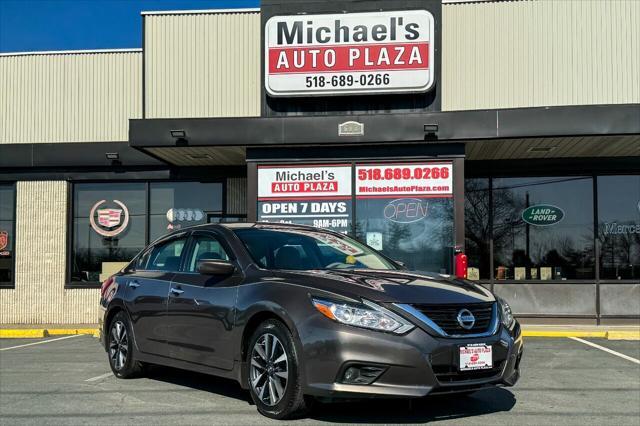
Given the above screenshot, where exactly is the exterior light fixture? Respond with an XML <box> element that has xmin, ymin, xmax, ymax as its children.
<box><xmin>528</xmin><ymin>146</ymin><xmax>556</xmax><ymax>153</ymax></box>
<box><xmin>105</xmin><ymin>152</ymin><xmax>119</xmax><ymax>160</ymax></box>
<box><xmin>170</xmin><ymin>130</ymin><xmax>186</xmax><ymax>138</ymax></box>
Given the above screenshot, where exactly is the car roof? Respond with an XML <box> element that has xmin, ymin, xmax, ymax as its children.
<box><xmin>162</xmin><ymin>221</ymin><xmax>320</xmax><ymax>235</ymax></box>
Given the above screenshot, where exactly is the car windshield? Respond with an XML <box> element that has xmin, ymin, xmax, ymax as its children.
<box><xmin>234</xmin><ymin>228</ymin><xmax>398</xmax><ymax>271</ymax></box>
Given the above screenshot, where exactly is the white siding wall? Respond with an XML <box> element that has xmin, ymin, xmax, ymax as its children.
<box><xmin>443</xmin><ymin>0</ymin><xmax>640</xmax><ymax>110</ymax></box>
<box><xmin>144</xmin><ymin>11</ymin><xmax>261</xmax><ymax>118</ymax></box>
<box><xmin>0</xmin><ymin>51</ymin><xmax>141</xmax><ymax>143</ymax></box>
<box><xmin>0</xmin><ymin>182</ymin><xmax>99</xmax><ymax>324</ymax></box>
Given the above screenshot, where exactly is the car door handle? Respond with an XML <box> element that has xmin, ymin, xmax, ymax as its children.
<box><xmin>128</xmin><ymin>281</ymin><xmax>140</xmax><ymax>289</ymax></box>
<box><xmin>170</xmin><ymin>288</ymin><xmax>184</xmax><ymax>296</ymax></box>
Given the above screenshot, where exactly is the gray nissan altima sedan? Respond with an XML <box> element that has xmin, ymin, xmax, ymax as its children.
<box><xmin>99</xmin><ymin>222</ymin><xmax>523</xmax><ymax>419</ymax></box>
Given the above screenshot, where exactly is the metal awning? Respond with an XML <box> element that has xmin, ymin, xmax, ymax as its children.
<box><xmin>128</xmin><ymin>104</ymin><xmax>640</xmax><ymax>166</ymax></box>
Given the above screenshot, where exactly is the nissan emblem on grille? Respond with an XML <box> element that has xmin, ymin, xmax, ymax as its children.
<box><xmin>457</xmin><ymin>309</ymin><xmax>476</xmax><ymax>330</ymax></box>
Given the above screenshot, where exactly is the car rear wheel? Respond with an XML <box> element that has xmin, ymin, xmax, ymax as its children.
<box><xmin>108</xmin><ymin>311</ymin><xmax>144</xmax><ymax>378</ymax></box>
<box><xmin>247</xmin><ymin>319</ymin><xmax>312</xmax><ymax>419</ymax></box>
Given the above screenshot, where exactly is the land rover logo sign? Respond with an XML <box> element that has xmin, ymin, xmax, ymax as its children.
<box><xmin>521</xmin><ymin>204</ymin><xmax>565</xmax><ymax>226</ymax></box>
<box><xmin>338</xmin><ymin>121</ymin><xmax>364</xmax><ymax>136</ymax></box>
<box><xmin>265</xmin><ymin>10</ymin><xmax>435</xmax><ymax>96</ymax></box>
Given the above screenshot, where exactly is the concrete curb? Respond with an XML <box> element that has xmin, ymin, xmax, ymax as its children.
<box><xmin>522</xmin><ymin>330</ymin><xmax>639</xmax><ymax>340</ymax></box>
<box><xmin>522</xmin><ymin>330</ymin><xmax>607</xmax><ymax>339</ymax></box>
<box><xmin>0</xmin><ymin>328</ymin><xmax>99</xmax><ymax>338</ymax></box>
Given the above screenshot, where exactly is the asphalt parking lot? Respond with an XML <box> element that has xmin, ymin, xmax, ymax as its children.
<box><xmin>0</xmin><ymin>335</ymin><xmax>638</xmax><ymax>425</ymax></box>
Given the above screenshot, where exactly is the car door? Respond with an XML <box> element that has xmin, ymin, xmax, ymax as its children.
<box><xmin>125</xmin><ymin>233</ymin><xmax>188</xmax><ymax>358</ymax></box>
<box><xmin>167</xmin><ymin>230</ymin><xmax>242</xmax><ymax>370</ymax></box>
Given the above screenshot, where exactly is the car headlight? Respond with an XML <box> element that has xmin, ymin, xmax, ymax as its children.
<box><xmin>498</xmin><ymin>297</ymin><xmax>515</xmax><ymax>329</ymax></box>
<box><xmin>311</xmin><ymin>298</ymin><xmax>414</xmax><ymax>334</ymax></box>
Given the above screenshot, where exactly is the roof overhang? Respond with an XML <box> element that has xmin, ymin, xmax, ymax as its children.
<box><xmin>130</xmin><ymin>104</ymin><xmax>640</xmax><ymax>148</ymax></box>
<box><xmin>129</xmin><ymin>104</ymin><xmax>640</xmax><ymax>165</ymax></box>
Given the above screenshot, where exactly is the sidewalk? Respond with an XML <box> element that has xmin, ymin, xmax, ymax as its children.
<box><xmin>1</xmin><ymin>323</ymin><xmax>638</xmax><ymax>340</ymax></box>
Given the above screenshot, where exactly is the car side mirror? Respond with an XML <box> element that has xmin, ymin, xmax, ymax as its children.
<box><xmin>197</xmin><ymin>259</ymin><xmax>235</xmax><ymax>276</ymax></box>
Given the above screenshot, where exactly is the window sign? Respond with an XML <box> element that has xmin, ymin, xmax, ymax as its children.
<box><xmin>355</xmin><ymin>163</ymin><xmax>453</xmax><ymax>197</ymax></box>
<box><xmin>150</xmin><ymin>182</ymin><xmax>223</xmax><ymax>240</ymax></box>
<box><xmin>257</xmin><ymin>164</ymin><xmax>352</xmax><ymax>233</ymax></box>
<box><xmin>521</xmin><ymin>205</ymin><xmax>565</xmax><ymax>226</ymax></box>
<box><xmin>89</xmin><ymin>200</ymin><xmax>130</xmax><ymax>237</ymax></box>
<box><xmin>355</xmin><ymin>162</ymin><xmax>454</xmax><ymax>273</ymax></box>
<box><xmin>598</xmin><ymin>175</ymin><xmax>640</xmax><ymax>280</ymax></box>
<box><xmin>0</xmin><ymin>183</ymin><xmax>15</xmax><ymax>287</ymax></box>
<box><xmin>264</xmin><ymin>10</ymin><xmax>435</xmax><ymax>96</ymax></box>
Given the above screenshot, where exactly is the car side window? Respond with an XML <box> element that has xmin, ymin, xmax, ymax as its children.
<box><xmin>134</xmin><ymin>249</ymin><xmax>152</xmax><ymax>271</ymax></box>
<box><xmin>187</xmin><ymin>235</ymin><xmax>230</xmax><ymax>272</ymax></box>
<box><xmin>147</xmin><ymin>238</ymin><xmax>187</xmax><ymax>271</ymax></box>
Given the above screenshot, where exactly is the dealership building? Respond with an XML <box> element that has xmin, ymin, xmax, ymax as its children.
<box><xmin>1</xmin><ymin>0</ymin><xmax>639</xmax><ymax>325</ymax></box>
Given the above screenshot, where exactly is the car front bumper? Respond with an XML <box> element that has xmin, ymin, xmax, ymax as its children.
<box><xmin>298</xmin><ymin>315</ymin><xmax>523</xmax><ymax>399</ymax></box>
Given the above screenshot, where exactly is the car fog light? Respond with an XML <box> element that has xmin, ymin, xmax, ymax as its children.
<box><xmin>344</xmin><ymin>367</ymin><xmax>359</xmax><ymax>382</ymax></box>
<box><xmin>341</xmin><ymin>365</ymin><xmax>386</xmax><ymax>385</ymax></box>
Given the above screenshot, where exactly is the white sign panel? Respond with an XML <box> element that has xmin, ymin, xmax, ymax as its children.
<box><xmin>265</xmin><ymin>10</ymin><xmax>435</xmax><ymax>96</ymax></box>
<box><xmin>258</xmin><ymin>164</ymin><xmax>352</xmax><ymax>198</ymax></box>
<box><xmin>355</xmin><ymin>162</ymin><xmax>453</xmax><ymax>198</ymax></box>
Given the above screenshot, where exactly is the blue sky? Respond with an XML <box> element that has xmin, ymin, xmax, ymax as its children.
<box><xmin>0</xmin><ymin>0</ymin><xmax>259</xmax><ymax>53</ymax></box>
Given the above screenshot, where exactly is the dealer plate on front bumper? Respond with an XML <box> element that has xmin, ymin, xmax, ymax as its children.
<box><xmin>459</xmin><ymin>344</ymin><xmax>493</xmax><ymax>371</ymax></box>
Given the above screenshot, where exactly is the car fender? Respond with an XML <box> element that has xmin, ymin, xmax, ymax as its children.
<box><xmin>234</xmin><ymin>282</ymin><xmax>317</xmax><ymax>387</ymax></box>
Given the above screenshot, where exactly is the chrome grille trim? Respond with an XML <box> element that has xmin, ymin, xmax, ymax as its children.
<box><xmin>394</xmin><ymin>302</ymin><xmax>500</xmax><ymax>338</ymax></box>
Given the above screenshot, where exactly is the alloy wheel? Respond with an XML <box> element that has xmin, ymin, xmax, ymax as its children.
<box><xmin>109</xmin><ymin>320</ymin><xmax>128</xmax><ymax>371</ymax></box>
<box><xmin>250</xmin><ymin>333</ymin><xmax>289</xmax><ymax>406</ymax></box>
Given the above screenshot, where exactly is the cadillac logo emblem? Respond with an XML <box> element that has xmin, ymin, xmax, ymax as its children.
<box><xmin>457</xmin><ymin>309</ymin><xmax>476</xmax><ymax>330</ymax></box>
<box><xmin>0</xmin><ymin>231</ymin><xmax>8</xmax><ymax>251</ymax></box>
<box><xmin>89</xmin><ymin>200</ymin><xmax>130</xmax><ymax>237</ymax></box>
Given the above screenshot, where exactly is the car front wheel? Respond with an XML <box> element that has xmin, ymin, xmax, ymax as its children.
<box><xmin>247</xmin><ymin>319</ymin><xmax>312</xmax><ymax>419</ymax></box>
<box><xmin>108</xmin><ymin>311</ymin><xmax>144</xmax><ymax>378</ymax></box>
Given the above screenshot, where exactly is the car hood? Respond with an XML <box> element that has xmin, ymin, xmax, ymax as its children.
<box><xmin>271</xmin><ymin>269</ymin><xmax>495</xmax><ymax>305</ymax></box>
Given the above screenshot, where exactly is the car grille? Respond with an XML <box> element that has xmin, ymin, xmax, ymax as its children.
<box><xmin>410</xmin><ymin>303</ymin><xmax>495</xmax><ymax>335</ymax></box>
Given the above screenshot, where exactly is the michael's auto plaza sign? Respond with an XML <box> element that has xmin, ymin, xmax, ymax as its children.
<box><xmin>265</xmin><ymin>10</ymin><xmax>435</xmax><ymax>96</ymax></box>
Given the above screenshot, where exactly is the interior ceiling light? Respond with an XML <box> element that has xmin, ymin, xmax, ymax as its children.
<box><xmin>187</xmin><ymin>154</ymin><xmax>213</xmax><ymax>160</ymax></box>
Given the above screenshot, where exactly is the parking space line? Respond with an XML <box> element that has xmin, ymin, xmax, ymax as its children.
<box><xmin>0</xmin><ymin>334</ymin><xmax>83</xmax><ymax>351</ymax></box>
<box><xmin>569</xmin><ymin>337</ymin><xmax>640</xmax><ymax>365</ymax></box>
<box><xmin>85</xmin><ymin>372</ymin><xmax>113</xmax><ymax>382</ymax></box>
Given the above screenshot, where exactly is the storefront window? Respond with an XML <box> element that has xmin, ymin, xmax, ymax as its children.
<box><xmin>70</xmin><ymin>181</ymin><xmax>226</xmax><ymax>285</ymax></box>
<box><xmin>0</xmin><ymin>183</ymin><xmax>16</xmax><ymax>288</ymax></box>
<box><xmin>150</xmin><ymin>182</ymin><xmax>223</xmax><ymax>241</ymax></box>
<box><xmin>598</xmin><ymin>175</ymin><xmax>640</xmax><ymax>280</ymax></box>
<box><xmin>71</xmin><ymin>183</ymin><xmax>146</xmax><ymax>283</ymax></box>
<box><xmin>356</xmin><ymin>197</ymin><xmax>453</xmax><ymax>272</ymax></box>
<box><xmin>465</xmin><ymin>178</ymin><xmax>490</xmax><ymax>280</ymax></box>
<box><xmin>492</xmin><ymin>177</ymin><xmax>594</xmax><ymax>280</ymax></box>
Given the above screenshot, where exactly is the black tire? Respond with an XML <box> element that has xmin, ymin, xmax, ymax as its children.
<box><xmin>107</xmin><ymin>311</ymin><xmax>144</xmax><ymax>379</ymax></box>
<box><xmin>246</xmin><ymin>319</ymin><xmax>312</xmax><ymax>420</ymax></box>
